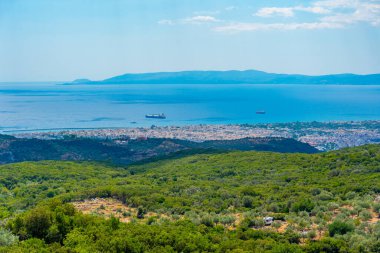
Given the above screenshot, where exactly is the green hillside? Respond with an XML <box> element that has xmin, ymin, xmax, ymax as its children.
<box><xmin>0</xmin><ymin>145</ymin><xmax>379</xmax><ymax>252</ymax></box>
<box><xmin>0</xmin><ymin>135</ymin><xmax>318</xmax><ymax>165</ymax></box>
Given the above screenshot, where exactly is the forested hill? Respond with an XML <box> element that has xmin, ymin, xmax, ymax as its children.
<box><xmin>0</xmin><ymin>134</ymin><xmax>318</xmax><ymax>165</ymax></box>
<box><xmin>66</xmin><ymin>70</ymin><xmax>380</xmax><ymax>85</ymax></box>
<box><xmin>0</xmin><ymin>144</ymin><xmax>379</xmax><ymax>252</ymax></box>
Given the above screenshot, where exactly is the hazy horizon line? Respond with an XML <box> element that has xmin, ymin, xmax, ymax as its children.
<box><xmin>2</xmin><ymin>68</ymin><xmax>380</xmax><ymax>83</ymax></box>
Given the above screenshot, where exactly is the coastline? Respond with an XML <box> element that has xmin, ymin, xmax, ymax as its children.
<box><xmin>6</xmin><ymin>120</ymin><xmax>380</xmax><ymax>151</ymax></box>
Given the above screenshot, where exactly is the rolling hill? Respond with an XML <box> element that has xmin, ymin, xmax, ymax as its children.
<box><xmin>0</xmin><ymin>134</ymin><xmax>318</xmax><ymax>165</ymax></box>
<box><xmin>0</xmin><ymin>144</ymin><xmax>379</xmax><ymax>252</ymax></box>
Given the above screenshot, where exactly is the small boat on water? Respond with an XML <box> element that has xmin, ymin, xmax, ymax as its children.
<box><xmin>145</xmin><ymin>113</ymin><xmax>166</xmax><ymax>119</ymax></box>
<box><xmin>256</xmin><ymin>111</ymin><xmax>266</xmax><ymax>114</ymax></box>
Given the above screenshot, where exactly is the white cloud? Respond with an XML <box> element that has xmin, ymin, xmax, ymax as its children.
<box><xmin>295</xmin><ymin>6</ymin><xmax>331</xmax><ymax>14</ymax></box>
<box><xmin>314</xmin><ymin>0</ymin><xmax>360</xmax><ymax>9</ymax></box>
<box><xmin>242</xmin><ymin>0</ymin><xmax>380</xmax><ymax>32</ymax></box>
<box><xmin>214</xmin><ymin>22</ymin><xmax>344</xmax><ymax>32</ymax></box>
<box><xmin>255</xmin><ymin>7</ymin><xmax>295</xmax><ymax>17</ymax></box>
<box><xmin>159</xmin><ymin>0</ymin><xmax>380</xmax><ymax>32</ymax></box>
<box><xmin>254</xmin><ymin>5</ymin><xmax>330</xmax><ymax>17</ymax></box>
<box><xmin>158</xmin><ymin>15</ymin><xmax>219</xmax><ymax>26</ymax></box>
<box><xmin>183</xmin><ymin>15</ymin><xmax>219</xmax><ymax>24</ymax></box>
<box><xmin>321</xmin><ymin>2</ymin><xmax>380</xmax><ymax>25</ymax></box>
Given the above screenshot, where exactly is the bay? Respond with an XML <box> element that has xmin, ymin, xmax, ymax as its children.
<box><xmin>1</xmin><ymin>82</ymin><xmax>380</xmax><ymax>132</ymax></box>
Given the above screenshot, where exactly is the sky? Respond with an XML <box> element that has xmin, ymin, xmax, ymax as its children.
<box><xmin>1</xmin><ymin>0</ymin><xmax>380</xmax><ymax>82</ymax></box>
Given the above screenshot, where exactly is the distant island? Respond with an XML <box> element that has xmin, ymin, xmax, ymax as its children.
<box><xmin>65</xmin><ymin>69</ymin><xmax>380</xmax><ymax>85</ymax></box>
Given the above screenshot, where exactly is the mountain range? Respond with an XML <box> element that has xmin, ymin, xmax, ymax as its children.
<box><xmin>67</xmin><ymin>70</ymin><xmax>380</xmax><ymax>85</ymax></box>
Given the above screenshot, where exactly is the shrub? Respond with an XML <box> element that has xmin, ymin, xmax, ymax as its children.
<box><xmin>307</xmin><ymin>230</ymin><xmax>317</xmax><ymax>240</ymax></box>
<box><xmin>326</xmin><ymin>202</ymin><xmax>339</xmax><ymax>211</ymax></box>
<box><xmin>240</xmin><ymin>218</ymin><xmax>264</xmax><ymax>229</ymax></box>
<box><xmin>200</xmin><ymin>216</ymin><xmax>214</xmax><ymax>227</ymax></box>
<box><xmin>272</xmin><ymin>213</ymin><xmax>286</xmax><ymax>221</ymax></box>
<box><xmin>146</xmin><ymin>217</ymin><xmax>157</xmax><ymax>225</ymax></box>
<box><xmin>218</xmin><ymin>215</ymin><xmax>236</xmax><ymax>226</ymax></box>
<box><xmin>328</xmin><ymin>220</ymin><xmax>354</xmax><ymax>237</ymax></box>
<box><xmin>370</xmin><ymin>241</ymin><xmax>380</xmax><ymax>253</ymax></box>
<box><xmin>344</xmin><ymin>191</ymin><xmax>357</xmax><ymax>200</ymax></box>
<box><xmin>328</xmin><ymin>169</ymin><xmax>341</xmax><ymax>177</ymax></box>
<box><xmin>291</xmin><ymin>199</ymin><xmax>315</xmax><ymax>213</ymax></box>
<box><xmin>373</xmin><ymin>203</ymin><xmax>380</xmax><ymax>215</ymax></box>
<box><xmin>24</xmin><ymin>207</ymin><xmax>52</xmax><ymax>239</ymax></box>
<box><xmin>310</xmin><ymin>188</ymin><xmax>321</xmax><ymax>196</ymax></box>
<box><xmin>271</xmin><ymin>243</ymin><xmax>303</xmax><ymax>253</ymax></box>
<box><xmin>242</xmin><ymin>196</ymin><xmax>254</xmax><ymax>208</ymax></box>
<box><xmin>46</xmin><ymin>191</ymin><xmax>55</xmax><ymax>198</ymax></box>
<box><xmin>137</xmin><ymin>207</ymin><xmax>146</xmax><ymax>219</ymax></box>
<box><xmin>268</xmin><ymin>203</ymin><xmax>280</xmax><ymax>212</ymax></box>
<box><xmin>359</xmin><ymin>210</ymin><xmax>372</xmax><ymax>221</ymax></box>
<box><xmin>122</xmin><ymin>211</ymin><xmax>131</xmax><ymax>217</ymax></box>
<box><xmin>306</xmin><ymin>238</ymin><xmax>347</xmax><ymax>253</ymax></box>
<box><xmin>0</xmin><ymin>228</ymin><xmax>18</xmax><ymax>246</ymax></box>
<box><xmin>318</xmin><ymin>191</ymin><xmax>334</xmax><ymax>201</ymax></box>
<box><xmin>240</xmin><ymin>187</ymin><xmax>260</xmax><ymax>197</ymax></box>
<box><xmin>272</xmin><ymin>221</ymin><xmax>282</xmax><ymax>229</ymax></box>
<box><xmin>357</xmin><ymin>201</ymin><xmax>371</xmax><ymax>209</ymax></box>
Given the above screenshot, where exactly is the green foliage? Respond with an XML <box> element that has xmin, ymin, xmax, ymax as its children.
<box><xmin>24</xmin><ymin>207</ymin><xmax>52</xmax><ymax>239</ymax></box>
<box><xmin>0</xmin><ymin>228</ymin><xmax>18</xmax><ymax>247</ymax></box>
<box><xmin>373</xmin><ymin>203</ymin><xmax>380</xmax><ymax>214</ymax></box>
<box><xmin>328</xmin><ymin>220</ymin><xmax>355</xmax><ymax>237</ymax></box>
<box><xmin>0</xmin><ymin>135</ymin><xmax>318</xmax><ymax>165</ymax></box>
<box><xmin>291</xmin><ymin>199</ymin><xmax>315</xmax><ymax>213</ymax></box>
<box><xmin>305</xmin><ymin>238</ymin><xmax>348</xmax><ymax>253</ymax></box>
<box><xmin>0</xmin><ymin>144</ymin><xmax>379</xmax><ymax>252</ymax></box>
<box><xmin>137</xmin><ymin>207</ymin><xmax>146</xmax><ymax>219</ymax></box>
<box><xmin>1</xmin><ymin>202</ymin><xmax>305</xmax><ymax>252</ymax></box>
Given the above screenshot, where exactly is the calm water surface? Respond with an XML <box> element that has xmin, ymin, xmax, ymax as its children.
<box><xmin>1</xmin><ymin>82</ymin><xmax>380</xmax><ymax>132</ymax></box>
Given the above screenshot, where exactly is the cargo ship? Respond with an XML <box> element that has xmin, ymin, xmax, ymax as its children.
<box><xmin>145</xmin><ymin>113</ymin><xmax>166</xmax><ymax>119</ymax></box>
<box><xmin>256</xmin><ymin>111</ymin><xmax>266</xmax><ymax>114</ymax></box>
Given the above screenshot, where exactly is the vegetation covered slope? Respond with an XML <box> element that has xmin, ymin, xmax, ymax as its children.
<box><xmin>0</xmin><ymin>134</ymin><xmax>317</xmax><ymax>165</ymax></box>
<box><xmin>0</xmin><ymin>145</ymin><xmax>379</xmax><ymax>252</ymax></box>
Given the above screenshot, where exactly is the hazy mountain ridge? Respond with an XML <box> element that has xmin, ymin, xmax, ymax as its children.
<box><xmin>66</xmin><ymin>70</ymin><xmax>380</xmax><ymax>85</ymax></box>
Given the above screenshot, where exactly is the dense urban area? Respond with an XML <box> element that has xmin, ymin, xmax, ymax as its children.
<box><xmin>11</xmin><ymin>121</ymin><xmax>380</xmax><ymax>151</ymax></box>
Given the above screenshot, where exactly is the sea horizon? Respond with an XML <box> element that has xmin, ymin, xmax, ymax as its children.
<box><xmin>1</xmin><ymin>82</ymin><xmax>380</xmax><ymax>132</ymax></box>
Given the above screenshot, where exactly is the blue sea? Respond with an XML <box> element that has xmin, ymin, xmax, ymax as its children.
<box><xmin>1</xmin><ymin>82</ymin><xmax>380</xmax><ymax>132</ymax></box>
